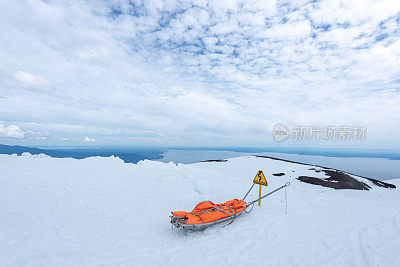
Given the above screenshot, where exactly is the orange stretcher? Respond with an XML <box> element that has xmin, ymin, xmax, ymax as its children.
<box><xmin>171</xmin><ymin>199</ymin><xmax>246</xmax><ymax>230</ymax></box>
<box><xmin>170</xmin><ymin>182</ymin><xmax>290</xmax><ymax>230</ymax></box>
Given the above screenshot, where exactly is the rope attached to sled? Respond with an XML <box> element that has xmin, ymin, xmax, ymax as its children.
<box><xmin>244</xmin><ymin>202</ymin><xmax>254</xmax><ymax>213</ymax></box>
<box><xmin>189</xmin><ymin>204</ymin><xmax>237</xmax><ymax>224</ymax></box>
<box><xmin>222</xmin><ymin>206</ymin><xmax>237</xmax><ymax>227</ymax></box>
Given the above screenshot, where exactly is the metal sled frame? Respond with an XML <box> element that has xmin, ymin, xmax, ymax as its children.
<box><xmin>170</xmin><ymin>209</ymin><xmax>246</xmax><ymax>230</ymax></box>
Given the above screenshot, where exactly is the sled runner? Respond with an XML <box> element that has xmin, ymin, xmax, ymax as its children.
<box><xmin>170</xmin><ymin>181</ymin><xmax>290</xmax><ymax>230</ymax></box>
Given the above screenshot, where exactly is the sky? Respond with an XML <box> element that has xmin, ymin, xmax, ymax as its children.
<box><xmin>0</xmin><ymin>0</ymin><xmax>400</xmax><ymax>148</ymax></box>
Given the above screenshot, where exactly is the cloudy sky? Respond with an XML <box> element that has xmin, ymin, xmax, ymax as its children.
<box><xmin>1</xmin><ymin>0</ymin><xmax>400</xmax><ymax>148</ymax></box>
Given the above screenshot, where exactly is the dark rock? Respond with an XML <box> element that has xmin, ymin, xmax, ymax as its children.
<box><xmin>364</xmin><ymin>177</ymin><xmax>396</xmax><ymax>189</ymax></box>
<box><xmin>199</xmin><ymin>159</ymin><xmax>228</xmax><ymax>163</ymax></box>
<box><xmin>298</xmin><ymin>169</ymin><xmax>371</xmax><ymax>190</ymax></box>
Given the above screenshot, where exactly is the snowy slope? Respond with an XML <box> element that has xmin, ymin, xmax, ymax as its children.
<box><xmin>1</xmin><ymin>153</ymin><xmax>399</xmax><ymax>266</ymax></box>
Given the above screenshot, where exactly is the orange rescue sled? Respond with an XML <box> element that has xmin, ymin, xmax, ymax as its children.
<box><xmin>171</xmin><ymin>199</ymin><xmax>247</xmax><ymax>230</ymax></box>
<box><xmin>170</xmin><ymin>182</ymin><xmax>290</xmax><ymax>230</ymax></box>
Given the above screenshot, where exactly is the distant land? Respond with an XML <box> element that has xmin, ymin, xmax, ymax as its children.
<box><xmin>206</xmin><ymin>147</ymin><xmax>400</xmax><ymax>160</ymax></box>
<box><xmin>0</xmin><ymin>144</ymin><xmax>163</xmax><ymax>164</ymax></box>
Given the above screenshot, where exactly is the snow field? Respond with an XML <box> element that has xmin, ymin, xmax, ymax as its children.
<box><xmin>1</xmin><ymin>154</ymin><xmax>399</xmax><ymax>266</ymax></box>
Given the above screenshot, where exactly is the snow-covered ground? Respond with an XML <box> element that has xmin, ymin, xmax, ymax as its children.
<box><xmin>1</xmin><ymin>153</ymin><xmax>399</xmax><ymax>266</ymax></box>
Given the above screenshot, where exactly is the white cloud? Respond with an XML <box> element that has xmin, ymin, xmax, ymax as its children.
<box><xmin>84</xmin><ymin>136</ymin><xmax>96</xmax><ymax>142</ymax></box>
<box><xmin>0</xmin><ymin>124</ymin><xmax>24</xmax><ymax>138</ymax></box>
<box><xmin>26</xmin><ymin>130</ymin><xmax>49</xmax><ymax>140</ymax></box>
<box><xmin>0</xmin><ymin>0</ymin><xmax>399</xmax><ymax>147</ymax></box>
<box><xmin>14</xmin><ymin>71</ymin><xmax>48</xmax><ymax>86</ymax></box>
<box><xmin>264</xmin><ymin>21</ymin><xmax>312</xmax><ymax>41</ymax></box>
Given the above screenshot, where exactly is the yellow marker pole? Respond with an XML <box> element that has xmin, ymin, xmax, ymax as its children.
<box><xmin>258</xmin><ymin>184</ymin><xmax>262</xmax><ymax>206</ymax></box>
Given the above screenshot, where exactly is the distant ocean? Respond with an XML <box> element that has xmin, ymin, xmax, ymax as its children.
<box><xmin>0</xmin><ymin>144</ymin><xmax>164</xmax><ymax>164</ymax></box>
<box><xmin>1</xmin><ymin>144</ymin><xmax>399</xmax><ymax>181</ymax></box>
